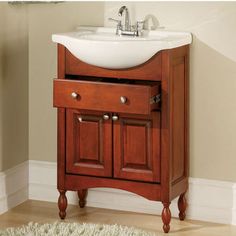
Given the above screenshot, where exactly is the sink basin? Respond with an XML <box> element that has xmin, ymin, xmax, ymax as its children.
<box><xmin>52</xmin><ymin>27</ymin><xmax>192</xmax><ymax>69</ymax></box>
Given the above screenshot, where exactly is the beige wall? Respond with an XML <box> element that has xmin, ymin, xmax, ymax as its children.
<box><xmin>105</xmin><ymin>2</ymin><xmax>236</xmax><ymax>182</ymax></box>
<box><xmin>0</xmin><ymin>3</ymin><xmax>28</xmax><ymax>171</ymax></box>
<box><xmin>28</xmin><ymin>3</ymin><xmax>104</xmax><ymax>163</ymax></box>
<box><xmin>0</xmin><ymin>2</ymin><xmax>104</xmax><ymax>171</ymax></box>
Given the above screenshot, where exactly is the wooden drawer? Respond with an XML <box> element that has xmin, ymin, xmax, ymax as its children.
<box><xmin>53</xmin><ymin>79</ymin><xmax>161</xmax><ymax>115</ymax></box>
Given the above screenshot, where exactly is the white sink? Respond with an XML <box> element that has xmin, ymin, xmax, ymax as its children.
<box><xmin>52</xmin><ymin>27</ymin><xmax>192</xmax><ymax>69</ymax></box>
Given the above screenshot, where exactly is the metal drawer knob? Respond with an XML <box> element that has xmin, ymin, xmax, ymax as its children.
<box><xmin>78</xmin><ymin>116</ymin><xmax>83</xmax><ymax>122</ymax></box>
<box><xmin>120</xmin><ymin>96</ymin><xmax>127</xmax><ymax>104</ymax></box>
<box><xmin>71</xmin><ymin>92</ymin><xmax>78</xmax><ymax>99</ymax></box>
<box><xmin>112</xmin><ymin>115</ymin><xmax>119</xmax><ymax>121</ymax></box>
<box><xmin>103</xmin><ymin>114</ymin><xmax>110</xmax><ymax>120</ymax></box>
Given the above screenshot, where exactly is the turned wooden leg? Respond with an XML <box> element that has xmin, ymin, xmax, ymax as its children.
<box><xmin>162</xmin><ymin>202</ymin><xmax>171</xmax><ymax>233</ymax></box>
<box><xmin>77</xmin><ymin>189</ymin><xmax>88</xmax><ymax>208</ymax></box>
<box><xmin>58</xmin><ymin>190</ymin><xmax>67</xmax><ymax>219</ymax></box>
<box><xmin>178</xmin><ymin>192</ymin><xmax>187</xmax><ymax>220</ymax></box>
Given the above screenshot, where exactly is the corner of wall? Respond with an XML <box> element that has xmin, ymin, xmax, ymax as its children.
<box><xmin>0</xmin><ymin>2</ymin><xmax>29</xmax><ymax>172</ymax></box>
<box><xmin>232</xmin><ymin>184</ymin><xmax>236</xmax><ymax>225</ymax></box>
<box><xmin>0</xmin><ymin>161</ymin><xmax>28</xmax><ymax>214</ymax></box>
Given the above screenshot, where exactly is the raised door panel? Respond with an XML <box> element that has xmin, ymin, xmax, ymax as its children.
<box><xmin>66</xmin><ymin>109</ymin><xmax>112</xmax><ymax>177</ymax></box>
<box><xmin>113</xmin><ymin>112</ymin><xmax>161</xmax><ymax>182</ymax></box>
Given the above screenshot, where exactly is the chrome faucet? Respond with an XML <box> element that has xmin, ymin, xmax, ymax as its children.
<box><xmin>109</xmin><ymin>6</ymin><xmax>145</xmax><ymax>37</ymax></box>
<box><xmin>118</xmin><ymin>6</ymin><xmax>130</xmax><ymax>31</ymax></box>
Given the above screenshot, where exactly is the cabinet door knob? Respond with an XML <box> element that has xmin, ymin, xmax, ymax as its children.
<box><xmin>120</xmin><ymin>96</ymin><xmax>127</xmax><ymax>104</ymax></box>
<box><xmin>71</xmin><ymin>92</ymin><xmax>78</xmax><ymax>99</ymax></box>
<box><xmin>103</xmin><ymin>114</ymin><xmax>110</xmax><ymax>120</ymax></box>
<box><xmin>78</xmin><ymin>116</ymin><xmax>83</xmax><ymax>122</ymax></box>
<box><xmin>112</xmin><ymin>115</ymin><xmax>119</xmax><ymax>121</ymax></box>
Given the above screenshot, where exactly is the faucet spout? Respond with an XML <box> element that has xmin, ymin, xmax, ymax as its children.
<box><xmin>109</xmin><ymin>5</ymin><xmax>144</xmax><ymax>37</ymax></box>
<box><xmin>118</xmin><ymin>6</ymin><xmax>130</xmax><ymax>31</ymax></box>
<box><xmin>118</xmin><ymin>6</ymin><xmax>126</xmax><ymax>16</ymax></box>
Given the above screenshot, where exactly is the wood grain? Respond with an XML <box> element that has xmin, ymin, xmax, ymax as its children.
<box><xmin>57</xmin><ymin>44</ymin><xmax>66</xmax><ymax>190</ymax></box>
<box><xmin>58</xmin><ymin>190</ymin><xmax>67</xmax><ymax>219</ymax></box>
<box><xmin>65</xmin><ymin>174</ymin><xmax>161</xmax><ymax>201</ymax></box>
<box><xmin>113</xmin><ymin>112</ymin><xmax>161</xmax><ymax>182</ymax></box>
<box><xmin>178</xmin><ymin>192</ymin><xmax>187</xmax><ymax>220</ymax></box>
<box><xmin>53</xmin><ymin>79</ymin><xmax>161</xmax><ymax>115</ymax></box>
<box><xmin>66</xmin><ymin>109</ymin><xmax>112</xmax><ymax>177</ymax></box>
<box><xmin>162</xmin><ymin>202</ymin><xmax>171</xmax><ymax>233</ymax></box>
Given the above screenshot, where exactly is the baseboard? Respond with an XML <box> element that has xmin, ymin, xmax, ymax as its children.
<box><xmin>0</xmin><ymin>162</ymin><xmax>28</xmax><ymax>214</ymax></box>
<box><xmin>28</xmin><ymin>160</ymin><xmax>236</xmax><ymax>225</ymax></box>
<box><xmin>188</xmin><ymin>178</ymin><xmax>236</xmax><ymax>224</ymax></box>
<box><xmin>2</xmin><ymin>160</ymin><xmax>235</xmax><ymax>224</ymax></box>
<box><xmin>232</xmin><ymin>184</ymin><xmax>236</xmax><ymax>225</ymax></box>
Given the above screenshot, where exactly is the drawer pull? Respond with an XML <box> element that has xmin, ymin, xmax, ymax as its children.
<box><xmin>71</xmin><ymin>92</ymin><xmax>78</xmax><ymax>99</ymax></box>
<box><xmin>78</xmin><ymin>116</ymin><xmax>83</xmax><ymax>122</ymax></box>
<box><xmin>120</xmin><ymin>96</ymin><xmax>127</xmax><ymax>104</ymax></box>
<box><xmin>112</xmin><ymin>115</ymin><xmax>119</xmax><ymax>121</ymax></box>
<box><xmin>150</xmin><ymin>94</ymin><xmax>161</xmax><ymax>104</ymax></box>
<box><xmin>103</xmin><ymin>114</ymin><xmax>110</xmax><ymax>120</ymax></box>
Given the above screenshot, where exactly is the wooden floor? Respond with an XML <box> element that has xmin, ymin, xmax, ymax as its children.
<box><xmin>0</xmin><ymin>200</ymin><xmax>236</xmax><ymax>235</ymax></box>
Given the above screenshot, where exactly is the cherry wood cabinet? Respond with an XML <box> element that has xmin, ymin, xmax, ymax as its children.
<box><xmin>53</xmin><ymin>45</ymin><xmax>189</xmax><ymax>233</ymax></box>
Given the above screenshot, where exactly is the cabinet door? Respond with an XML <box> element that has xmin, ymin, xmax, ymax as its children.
<box><xmin>66</xmin><ymin>109</ymin><xmax>112</xmax><ymax>177</ymax></box>
<box><xmin>113</xmin><ymin>112</ymin><xmax>160</xmax><ymax>182</ymax></box>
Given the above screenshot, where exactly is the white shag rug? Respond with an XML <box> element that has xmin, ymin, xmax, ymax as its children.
<box><xmin>0</xmin><ymin>222</ymin><xmax>157</xmax><ymax>236</ymax></box>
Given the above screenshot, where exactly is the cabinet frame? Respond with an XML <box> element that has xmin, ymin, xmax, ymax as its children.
<box><xmin>55</xmin><ymin>44</ymin><xmax>189</xmax><ymax>233</ymax></box>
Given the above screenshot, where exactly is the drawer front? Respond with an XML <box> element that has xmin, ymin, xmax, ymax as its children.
<box><xmin>53</xmin><ymin>79</ymin><xmax>160</xmax><ymax>115</ymax></box>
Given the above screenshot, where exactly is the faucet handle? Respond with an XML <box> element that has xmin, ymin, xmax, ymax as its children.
<box><xmin>135</xmin><ymin>20</ymin><xmax>146</xmax><ymax>29</ymax></box>
<box><xmin>108</xmin><ymin>18</ymin><xmax>121</xmax><ymax>25</ymax></box>
<box><xmin>134</xmin><ymin>20</ymin><xmax>146</xmax><ymax>36</ymax></box>
<box><xmin>108</xmin><ymin>18</ymin><xmax>122</xmax><ymax>35</ymax></box>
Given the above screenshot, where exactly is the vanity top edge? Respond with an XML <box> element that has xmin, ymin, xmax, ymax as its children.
<box><xmin>52</xmin><ymin>26</ymin><xmax>192</xmax><ymax>41</ymax></box>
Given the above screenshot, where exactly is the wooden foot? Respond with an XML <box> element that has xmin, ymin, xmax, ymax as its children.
<box><xmin>77</xmin><ymin>189</ymin><xmax>88</xmax><ymax>208</ymax></box>
<box><xmin>178</xmin><ymin>192</ymin><xmax>187</xmax><ymax>221</ymax></box>
<box><xmin>162</xmin><ymin>202</ymin><xmax>171</xmax><ymax>233</ymax></box>
<box><xmin>58</xmin><ymin>190</ymin><xmax>67</xmax><ymax>219</ymax></box>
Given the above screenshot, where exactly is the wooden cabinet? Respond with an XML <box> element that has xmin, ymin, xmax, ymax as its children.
<box><xmin>65</xmin><ymin>109</ymin><xmax>160</xmax><ymax>182</ymax></box>
<box><xmin>53</xmin><ymin>45</ymin><xmax>189</xmax><ymax>233</ymax></box>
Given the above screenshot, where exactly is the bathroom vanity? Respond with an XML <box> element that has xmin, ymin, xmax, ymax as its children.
<box><xmin>53</xmin><ymin>26</ymin><xmax>191</xmax><ymax>233</ymax></box>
